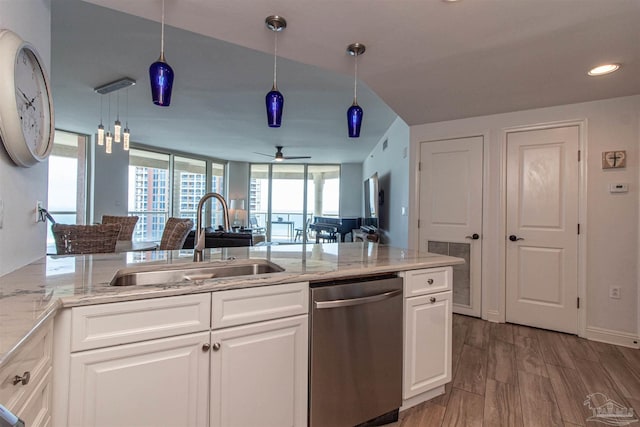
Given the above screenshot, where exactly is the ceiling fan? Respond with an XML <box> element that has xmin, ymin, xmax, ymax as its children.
<box><xmin>254</xmin><ymin>146</ymin><xmax>311</xmax><ymax>162</ymax></box>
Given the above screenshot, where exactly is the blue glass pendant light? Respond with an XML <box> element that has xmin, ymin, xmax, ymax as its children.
<box><xmin>265</xmin><ymin>15</ymin><xmax>287</xmax><ymax>127</ymax></box>
<box><xmin>149</xmin><ymin>0</ymin><xmax>174</xmax><ymax>106</ymax></box>
<box><xmin>347</xmin><ymin>43</ymin><xmax>366</xmax><ymax>138</ymax></box>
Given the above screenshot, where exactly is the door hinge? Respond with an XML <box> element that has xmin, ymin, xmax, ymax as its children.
<box><xmin>418</xmin><ymin>162</ymin><xmax>422</xmax><ymax>171</ymax></box>
<box><xmin>417</xmin><ymin>219</ymin><xmax>420</xmax><ymax>228</ymax></box>
<box><xmin>577</xmin><ymin>297</ymin><xmax>580</xmax><ymax>309</ymax></box>
<box><xmin>577</xmin><ymin>223</ymin><xmax>580</xmax><ymax>235</ymax></box>
<box><xmin>578</xmin><ymin>150</ymin><xmax>581</xmax><ymax>162</ymax></box>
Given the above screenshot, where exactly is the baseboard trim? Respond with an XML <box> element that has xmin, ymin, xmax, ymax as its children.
<box><xmin>486</xmin><ymin>310</ymin><xmax>501</xmax><ymax>323</ymax></box>
<box><xmin>400</xmin><ymin>385</ymin><xmax>445</xmax><ymax>411</ymax></box>
<box><xmin>585</xmin><ymin>326</ymin><xmax>639</xmax><ymax>349</ymax></box>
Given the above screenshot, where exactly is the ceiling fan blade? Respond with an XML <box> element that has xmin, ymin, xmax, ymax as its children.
<box><xmin>283</xmin><ymin>156</ymin><xmax>312</xmax><ymax>159</ymax></box>
<box><xmin>253</xmin><ymin>152</ymin><xmax>274</xmax><ymax>158</ymax></box>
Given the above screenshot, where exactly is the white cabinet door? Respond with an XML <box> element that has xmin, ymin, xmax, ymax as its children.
<box><xmin>68</xmin><ymin>332</ymin><xmax>210</xmax><ymax>427</ymax></box>
<box><xmin>210</xmin><ymin>315</ymin><xmax>308</xmax><ymax>427</ymax></box>
<box><xmin>403</xmin><ymin>291</ymin><xmax>452</xmax><ymax>399</ymax></box>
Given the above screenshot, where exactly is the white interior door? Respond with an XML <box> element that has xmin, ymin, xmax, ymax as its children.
<box><xmin>418</xmin><ymin>136</ymin><xmax>483</xmax><ymax>317</ymax></box>
<box><xmin>506</xmin><ymin>126</ymin><xmax>579</xmax><ymax>334</ymax></box>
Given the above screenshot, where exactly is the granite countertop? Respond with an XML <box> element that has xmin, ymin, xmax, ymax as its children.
<box><xmin>0</xmin><ymin>242</ymin><xmax>463</xmax><ymax>368</ymax></box>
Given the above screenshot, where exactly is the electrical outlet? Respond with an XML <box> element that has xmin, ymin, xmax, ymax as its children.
<box><xmin>609</xmin><ymin>286</ymin><xmax>621</xmax><ymax>299</ymax></box>
<box><xmin>35</xmin><ymin>201</ymin><xmax>43</xmax><ymax>223</ymax></box>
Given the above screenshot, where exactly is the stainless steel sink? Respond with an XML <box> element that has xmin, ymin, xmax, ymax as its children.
<box><xmin>110</xmin><ymin>259</ymin><xmax>284</xmax><ymax>286</ymax></box>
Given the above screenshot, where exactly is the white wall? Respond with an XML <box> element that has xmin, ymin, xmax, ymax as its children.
<box><xmin>0</xmin><ymin>0</ymin><xmax>51</xmax><ymax>275</ymax></box>
<box><xmin>363</xmin><ymin>117</ymin><xmax>410</xmax><ymax>248</ymax></box>
<box><xmin>91</xmin><ymin>143</ymin><xmax>129</xmax><ymax>222</ymax></box>
<box><xmin>339</xmin><ymin>163</ymin><xmax>362</xmax><ymax>218</ymax></box>
<box><xmin>410</xmin><ymin>95</ymin><xmax>640</xmax><ymax>341</ymax></box>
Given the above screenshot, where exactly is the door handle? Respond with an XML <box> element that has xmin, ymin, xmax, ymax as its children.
<box><xmin>465</xmin><ymin>233</ymin><xmax>480</xmax><ymax>240</ymax></box>
<box><xmin>509</xmin><ymin>235</ymin><xmax>524</xmax><ymax>242</ymax></box>
<box><xmin>314</xmin><ymin>289</ymin><xmax>402</xmax><ymax>309</ymax></box>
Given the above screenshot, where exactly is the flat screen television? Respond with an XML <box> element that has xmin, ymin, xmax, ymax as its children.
<box><xmin>363</xmin><ymin>172</ymin><xmax>379</xmax><ymax>219</ymax></box>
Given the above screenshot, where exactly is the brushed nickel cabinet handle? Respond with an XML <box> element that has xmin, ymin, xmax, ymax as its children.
<box><xmin>427</xmin><ymin>279</ymin><xmax>434</xmax><ymax>285</ymax></box>
<box><xmin>202</xmin><ymin>343</ymin><xmax>211</xmax><ymax>352</ymax></box>
<box><xmin>429</xmin><ymin>297</ymin><xmax>436</xmax><ymax>304</ymax></box>
<box><xmin>212</xmin><ymin>342</ymin><xmax>221</xmax><ymax>351</ymax></box>
<box><xmin>12</xmin><ymin>371</ymin><xmax>30</xmax><ymax>386</ymax></box>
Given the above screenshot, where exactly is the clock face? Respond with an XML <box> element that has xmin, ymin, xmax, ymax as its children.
<box><xmin>14</xmin><ymin>48</ymin><xmax>51</xmax><ymax>157</ymax></box>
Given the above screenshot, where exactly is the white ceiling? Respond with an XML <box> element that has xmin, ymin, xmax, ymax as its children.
<box><xmin>53</xmin><ymin>0</ymin><xmax>640</xmax><ymax>164</ymax></box>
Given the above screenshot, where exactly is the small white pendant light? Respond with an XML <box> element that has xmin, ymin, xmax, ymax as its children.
<box><xmin>123</xmin><ymin>88</ymin><xmax>130</xmax><ymax>150</ymax></box>
<box><xmin>105</xmin><ymin>94</ymin><xmax>112</xmax><ymax>154</ymax></box>
<box><xmin>97</xmin><ymin>95</ymin><xmax>104</xmax><ymax>145</ymax></box>
<box><xmin>114</xmin><ymin>92</ymin><xmax>121</xmax><ymax>143</ymax></box>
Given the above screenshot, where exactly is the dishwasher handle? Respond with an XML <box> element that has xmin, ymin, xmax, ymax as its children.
<box><xmin>314</xmin><ymin>289</ymin><xmax>402</xmax><ymax>309</ymax></box>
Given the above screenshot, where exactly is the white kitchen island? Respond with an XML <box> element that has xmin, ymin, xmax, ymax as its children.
<box><xmin>0</xmin><ymin>242</ymin><xmax>463</xmax><ymax>427</ymax></box>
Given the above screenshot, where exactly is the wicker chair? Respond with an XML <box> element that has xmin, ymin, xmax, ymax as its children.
<box><xmin>51</xmin><ymin>223</ymin><xmax>121</xmax><ymax>255</ymax></box>
<box><xmin>159</xmin><ymin>218</ymin><xmax>194</xmax><ymax>250</ymax></box>
<box><xmin>101</xmin><ymin>215</ymin><xmax>139</xmax><ymax>241</ymax></box>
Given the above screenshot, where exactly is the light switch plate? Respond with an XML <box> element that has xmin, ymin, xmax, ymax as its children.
<box><xmin>609</xmin><ymin>183</ymin><xmax>629</xmax><ymax>193</ymax></box>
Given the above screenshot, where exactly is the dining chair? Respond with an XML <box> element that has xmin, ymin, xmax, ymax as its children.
<box><xmin>159</xmin><ymin>218</ymin><xmax>194</xmax><ymax>250</ymax></box>
<box><xmin>249</xmin><ymin>216</ymin><xmax>266</xmax><ymax>234</ymax></box>
<box><xmin>101</xmin><ymin>215</ymin><xmax>139</xmax><ymax>241</ymax></box>
<box><xmin>294</xmin><ymin>218</ymin><xmax>312</xmax><ymax>242</ymax></box>
<box><xmin>51</xmin><ymin>223</ymin><xmax>121</xmax><ymax>255</ymax></box>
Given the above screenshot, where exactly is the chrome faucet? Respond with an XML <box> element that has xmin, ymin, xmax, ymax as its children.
<box><xmin>194</xmin><ymin>192</ymin><xmax>230</xmax><ymax>262</ymax></box>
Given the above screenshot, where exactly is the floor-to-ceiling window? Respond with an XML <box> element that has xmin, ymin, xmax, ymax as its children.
<box><xmin>128</xmin><ymin>149</ymin><xmax>170</xmax><ymax>242</ymax></box>
<box><xmin>211</xmin><ymin>161</ymin><xmax>226</xmax><ymax>226</ymax></box>
<box><xmin>249</xmin><ymin>163</ymin><xmax>340</xmax><ymax>244</ymax></box>
<box><xmin>47</xmin><ymin>130</ymin><xmax>88</xmax><ymax>245</ymax></box>
<box><xmin>128</xmin><ymin>148</ymin><xmax>227</xmax><ymax>241</ymax></box>
<box><xmin>173</xmin><ymin>156</ymin><xmax>207</xmax><ymax>224</ymax></box>
<box><xmin>249</xmin><ymin>164</ymin><xmax>270</xmax><ymax>235</ymax></box>
<box><xmin>271</xmin><ymin>164</ymin><xmax>306</xmax><ymax>242</ymax></box>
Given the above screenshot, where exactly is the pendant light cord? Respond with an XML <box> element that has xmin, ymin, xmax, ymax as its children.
<box><xmin>116</xmin><ymin>92</ymin><xmax>120</xmax><ymax>120</ymax></box>
<box><xmin>125</xmin><ymin>88</ymin><xmax>129</xmax><ymax>127</ymax></box>
<box><xmin>354</xmin><ymin>53</ymin><xmax>358</xmax><ymax>103</ymax></box>
<box><xmin>99</xmin><ymin>95</ymin><xmax>103</xmax><ymax>125</ymax></box>
<box><xmin>160</xmin><ymin>0</ymin><xmax>165</xmax><ymax>56</ymax></box>
<box><xmin>107</xmin><ymin>94</ymin><xmax>111</xmax><ymax>132</ymax></box>
<box><xmin>273</xmin><ymin>31</ymin><xmax>278</xmax><ymax>88</ymax></box>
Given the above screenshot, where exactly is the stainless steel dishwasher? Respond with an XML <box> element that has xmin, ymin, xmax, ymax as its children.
<box><xmin>309</xmin><ymin>275</ymin><xmax>403</xmax><ymax>427</ymax></box>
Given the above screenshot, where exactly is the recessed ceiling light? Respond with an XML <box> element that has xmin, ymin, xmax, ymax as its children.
<box><xmin>588</xmin><ymin>64</ymin><xmax>621</xmax><ymax>76</ymax></box>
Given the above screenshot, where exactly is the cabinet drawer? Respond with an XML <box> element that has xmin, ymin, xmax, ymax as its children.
<box><xmin>16</xmin><ymin>367</ymin><xmax>52</xmax><ymax>427</ymax></box>
<box><xmin>403</xmin><ymin>267</ymin><xmax>451</xmax><ymax>297</ymax></box>
<box><xmin>71</xmin><ymin>293</ymin><xmax>211</xmax><ymax>351</ymax></box>
<box><xmin>212</xmin><ymin>282</ymin><xmax>308</xmax><ymax>329</ymax></box>
<box><xmin>0</xmin><ymin>319</ymin><xmax>52</xmax><ymax>412</ymax></box>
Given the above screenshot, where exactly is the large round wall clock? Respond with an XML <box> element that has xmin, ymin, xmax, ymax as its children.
<box><xmin>0</xmin><ymin>29</ymin><xmax>54</xmax><ymax>167</ymax></box>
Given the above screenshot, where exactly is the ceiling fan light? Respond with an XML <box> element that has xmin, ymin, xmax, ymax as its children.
<box><xmin>149</xmin><ymin>57</ymin><xmax>174</xmax><ymax>106</ymax></box>
<box><xmin>347</xmin><ymin>103</ymin><xmax>363</xmax><ymax>138</ymax></box>
<box><xmin>266</xmin><ymin>88</ymin><xmax>284</xmax><ymax>127</ymax></box>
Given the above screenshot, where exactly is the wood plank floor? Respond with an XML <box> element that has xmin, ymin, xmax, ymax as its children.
<box><xmin>392</xmin><ymin>314</ymin><xmax>640</xmax><ymax>427</ymax></box>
